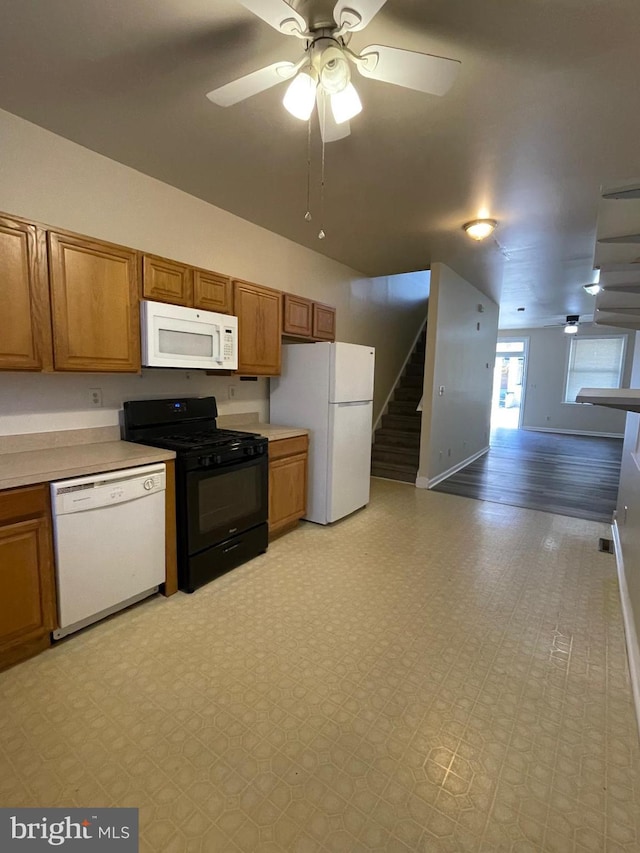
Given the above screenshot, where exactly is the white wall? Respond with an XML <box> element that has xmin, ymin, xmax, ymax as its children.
<box><xmin>614</xmin><ymin>333</ymin><xmax>640</xmax><ymax>726</ymax></box>
<box><xmin>499</xmin><ymin>325</ymin><xmax>634</xmax><ymax>435</ymax></box>
<box><xmin>417</xmin><ymin>263</ymin><xmax>499</xmax><ymax>487</ymax></box>
<box><xmin>0</xmin><ymin>109</ymin><xmax>428</xmax><ymax>434</ymax></box>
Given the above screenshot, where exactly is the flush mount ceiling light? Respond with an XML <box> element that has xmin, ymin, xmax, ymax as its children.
<box><xmin>463</xmin><ymin>219</ymin><xmax>498</xmax><ymax>241</ymax></box>
<box><xmin>564</xmin><ymin>314</ymin><xmax>580</xmax><ymax>334</ymax></box>
<box><xmin>583</xmin><ymin>271</ymin><xmax>601</xmax><ymax>295</ymax></box>
<box><xmin>583</xmin><ymin>283</ymin><xmax>602</xmax><ymax>295</ymax></box>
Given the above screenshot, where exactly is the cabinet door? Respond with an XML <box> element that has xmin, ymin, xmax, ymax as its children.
<box><xmin>0</xmin><ymin>216</ymin><xmax>52</xmax><ymax>371</ymax></box>
<box><xmin>142</xmin><ymin>254</ymin><xmax>193</xmax><ymax>307</ymax></box>
<box><xmin>312</xmin><ymin>302</ymin><xmax>336</xmax><ymax>341</ymax></box>
<box><xmin>0</xmin><ymin>487</ymin><xmax>55</xmax><ymax>672</ymax></box>
<box><xmin>194</xmin><ymin>270</ymin><xmax>233</xmax><ymax>314</ymax></box>
<box><xmin>49</xmin><ymin>232</ymin><xmax>141</xmax><ymax>372</ymax></box>
<box><xmin>269</xmin><ymin>452</ymin><xmax>308</xmax><ymax>537</ymax></box>
<box><xmin>233</xmin><ymin>280</ymin><xmax>282</xmax><ymax>375</ymax></box>
<box><xmin>283</xmin><ymin>293</ymin><xmax>313</xmax><ymax>337</ymax></box>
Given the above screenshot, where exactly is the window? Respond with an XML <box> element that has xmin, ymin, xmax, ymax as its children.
<box><xmin>564</xmin><ymin>336</ymin><xmax>625</xmax><ymax>403</ymax></box>
<box><xmin>496</xmin><ymin>340</ymin><xmax>525</xmax><ymax>353</ymax></box>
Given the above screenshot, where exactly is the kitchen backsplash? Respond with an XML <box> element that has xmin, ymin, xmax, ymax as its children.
<box><xmin>0</xmin><ymin>370</ymin><xmax>268</xmax><ymax>435</ymax></box>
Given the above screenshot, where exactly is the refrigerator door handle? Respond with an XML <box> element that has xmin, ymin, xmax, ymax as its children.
<box><xmin>335</xmin><ymin>400</ymin><xmax>371</xmax><ymax>407</ymax></box>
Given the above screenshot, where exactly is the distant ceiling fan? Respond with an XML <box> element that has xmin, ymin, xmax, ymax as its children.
<box><xmin>206</xmin><ymin>0</ymin><xmax>461</xmax><ymax>142</ymax></box>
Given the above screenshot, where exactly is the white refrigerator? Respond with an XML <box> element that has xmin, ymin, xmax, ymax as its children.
<box><xmin>270</xmin><ymin>341</ymin><xmax>375</xmax><ymax>525</ymax></box>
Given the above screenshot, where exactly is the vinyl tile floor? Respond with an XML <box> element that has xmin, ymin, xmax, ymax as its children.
<box><xmin>1</xmin><ymin>479</ymin><xmax>639</xmax><ymax>852</ymax></box>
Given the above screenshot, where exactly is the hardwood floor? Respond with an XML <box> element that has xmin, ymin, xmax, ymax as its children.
<box><xmin>433</xmin><ymin>427</ymin><xmax>623</xmax><ymax>522</ymax></box>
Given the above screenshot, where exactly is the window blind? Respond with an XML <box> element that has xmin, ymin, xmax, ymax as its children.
<box><xmin>564</xmin><ymin>336</ymin><xmax>625</xmax><ymax>403</ymax></box>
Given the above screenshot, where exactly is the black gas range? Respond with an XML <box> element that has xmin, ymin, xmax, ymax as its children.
<box><xmin>123</xmin><ymin>397</ymin><xmax>268</xmax><ymax>592</ymax></box>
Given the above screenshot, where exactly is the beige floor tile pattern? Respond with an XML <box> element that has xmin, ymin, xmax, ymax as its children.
<box><xmin>1</xmin><ymin>479</ymin><xmax>639</xmax><ymax>852</ymax></box>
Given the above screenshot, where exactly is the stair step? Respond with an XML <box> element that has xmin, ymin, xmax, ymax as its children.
<box><xmin>397</xmin><ymin>374</ymin><xmax>423</xmax><ymax>389</ymax></box>
<box><xmin>374</xmin><ymin>428</ymin><xmax>421</xmax><ymax>448</ymax></box>
<box><xmin>410</xmin><ymin>353</ymin><xmax>426</xmax><ymax>366</ymax></box>
<box><xmin>381</xmin><ymin>414</ymin><xmax>422</xmax><ymax>432</ymax></box>
<box><xmin>404</xmin><ymin>362</ymin><xmax>424</xmax><ymax>377</ymax></box>
<box><xmin>388</xmin><ymin>400</ymin><xmax>420</xmax><ymax>416</ymax></box>
<box><xmin>394</xmin><ymin>387</ymin><xmax>422</xmax><ymax>402</ymax></box>
<box><xmin>371</xmin><ymin>463</ymin><xmax>417</xmax><ymax>483</ymax></box>
<box><xmin>372</xmin><ymin>447</ymin><xmax>420</xmax><ymax>465</ymax></box>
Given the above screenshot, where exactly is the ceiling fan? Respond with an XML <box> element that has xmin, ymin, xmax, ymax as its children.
<box><xmin>206</xmin><ymin>0</ymin><xmax>461</xmax><ymax>142</ymax></box>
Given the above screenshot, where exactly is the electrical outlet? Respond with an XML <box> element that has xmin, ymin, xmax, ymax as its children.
<box><xmin>228</xmin><ymin>385</ymin><xmax>237</xmax><ymax>400</ymax></box>
<box><xmin>89</xmin><ymin>388</ymin><xmax>103</xmax><ymax>408</ymax></box>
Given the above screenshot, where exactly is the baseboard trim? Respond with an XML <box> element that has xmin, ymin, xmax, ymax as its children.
<box><xmin>525</xmin><ymin>427</ymin><xmax>624</xmax><ymax>439</ymax></box>
<box><xmin>416</xmin><ymin>446</ymin><xmax>490</xmax><ymax>490</ymax></box>
<box><xmin>612</xmin><ymin>519</ymin><xmax>640</xmax><ymax>743</ymax></box>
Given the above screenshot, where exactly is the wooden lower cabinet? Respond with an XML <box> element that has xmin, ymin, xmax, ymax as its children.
<box><xmin>268</xmin><ymin>435</ymin><xmax>309</xmax><ymax>538</ymax></box>
<box><xmin>0</xmin><ymin>485</ymin><xmax>56</xmax><ymax>671</ymax></box>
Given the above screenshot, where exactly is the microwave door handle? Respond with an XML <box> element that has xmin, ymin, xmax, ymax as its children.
<box><xmin>215</xmin><ymin>327</ymin><xmax>223</xmax><ymax>364</ymax></box>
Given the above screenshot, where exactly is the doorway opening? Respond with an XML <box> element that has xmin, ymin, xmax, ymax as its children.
<box><xmin>491</xmin><ymin>339</ymin><xmax>527</xmax><ymax>431</ymax></box>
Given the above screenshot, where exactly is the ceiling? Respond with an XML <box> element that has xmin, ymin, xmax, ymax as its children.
<box><xmin>0</xmin><ymin>0</ymin><xmax>639</xmax><ymax>329</ymax></box>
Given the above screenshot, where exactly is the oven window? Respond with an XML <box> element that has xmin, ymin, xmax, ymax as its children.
<box><xmin>159</xmin><ymin>328</ymin><xmax>213</xmax><ymax>357</ymax></box>
<box><xmin>198</xmin><ymin>465</ymin><xmax>261</xmax><ymax>534</ymax></box>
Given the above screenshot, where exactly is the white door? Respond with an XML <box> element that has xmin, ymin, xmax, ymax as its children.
<box><xmin>330</xmin><ymin>343</ymin><xmax>375</xmax><ymax>403</ymax></box>
<box><xmin>326</xmin><ymin>400</ymin><xmax>373</xmax><ymax>523</ymax></box>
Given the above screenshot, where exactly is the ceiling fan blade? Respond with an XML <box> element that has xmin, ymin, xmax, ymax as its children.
<box><xmin>357</xmin><ymin>44</ymin><xmax>461</xmax><ymax>96</ymax></box>
<box><xmin>239</xmin><ymin>0</ymin><xmax>306</xmax><ymax>35</ymax></box>
<box><xmin>333</xmin><ymin>0</ymin><xmax>388</xmax><ymax>32</ymax></box>
<box><xmin>206</xmin><ymin>61</ymin><xmax>297</xmax><ymax>107</ymax></box>
<box><xmin>317</xmin><ymin>90</ymin><xmax>351</xmax><ymax>143</ymax></box>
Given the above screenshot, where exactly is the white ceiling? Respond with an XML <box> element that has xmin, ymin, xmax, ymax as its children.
<box><xmin>0</xmin><ymin>0</ymin><xmax>639</xmax><ymax>328</ymax></box>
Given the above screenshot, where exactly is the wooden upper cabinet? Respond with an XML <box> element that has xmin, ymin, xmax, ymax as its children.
<box><xmin>142</xmin><ymin>254</ymin><xmax>193</xmax><ymax>307</ymax></box>
<box><xmin>193</xmin><ymin>269</ymin><xmax>233</xmax><ymax>314</ymax></box>
<box><xmin>48</xmin><ymin>232</ymin><xmax>141</xmax><ymax>372</ymax></box>
<box><xmin>283</xmin><ymin>293</ymin><xmax>313</xmax><ymax>337</ymax></box>
<box><xmin>313</xmin><ymin>302</ymin><xmax>336</xmax><ymax>341</ymax></box>
<box><xmin>0</xmin><ymin>216</ymin><xmax>52</xmax><ymax>371</ymax></box>
<box><xmin>233</xmin><ymin>279</ymin><xmax>282</xmax><ymax>375</ymax></box>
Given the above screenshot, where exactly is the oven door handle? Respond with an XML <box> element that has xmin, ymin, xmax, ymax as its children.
<box><xmin>223</xmin><ymin>543</ymin><xmax>241</xmax><ymax>554</ymax></box>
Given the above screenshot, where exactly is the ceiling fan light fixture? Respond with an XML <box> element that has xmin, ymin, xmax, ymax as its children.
<box><xmin>283</xmin><ymin>67</ymin><xmax>317</xmax><ymax>120</ymax></box>
<box><xmin>331</xmin><ymin>82</ymin><xmax>362</xmax><ymax>124</ymax></box>
<box><xmin>463</xmin><ymin>218</ymin><xmax>497</xmax><ymax>241</ymax></box>
<box><xmin>564</xmin><ymin>314</ymin><xmax>580</xmax><ymax>334</ymax></box>
<box><xmin>318</xmin><ymin>46</ymin><xmax>351</xmax><ymax>94</ymax></box>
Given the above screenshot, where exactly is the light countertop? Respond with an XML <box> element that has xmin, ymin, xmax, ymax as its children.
<box><xmin>0</xmin><ymin>431</ymin><xmax>175</xmax><ymax>491</ymax></box>
<box><xmin>217</xmin><ymin>413</ymin><xmax>309</xmax><ymax>443</ymax></box>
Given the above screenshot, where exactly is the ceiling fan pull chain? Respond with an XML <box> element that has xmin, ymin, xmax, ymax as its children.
<box><xmin>304</xmin><ymin>114</ymin><xmax>312</xmax><ymax>222</ymax></box>
<box><xmin>318</xmin><ymin>97</ymin><xmax>326</xmax><ymax>240</ymax></box>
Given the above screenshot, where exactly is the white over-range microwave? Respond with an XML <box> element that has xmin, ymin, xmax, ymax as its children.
<box><xmin>141</xmin><ymin>300</ymin><xmax>238</xmax><ymax>371</ymax></box>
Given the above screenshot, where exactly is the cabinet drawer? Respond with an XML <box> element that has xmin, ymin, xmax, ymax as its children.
<box><xmin>268</xmin><ymin>434</ymin><xmax>309</xmax><ymax>461</ymax></box>
<box><xmin>0</xmin><ymin>484</ymin><xmax>48</xmax><ymax>524</ymax></box>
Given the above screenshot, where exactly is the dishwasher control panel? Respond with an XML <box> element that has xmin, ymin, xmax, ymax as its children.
<box><xmin>52</xmin><ymin>464</ymin><xmax>166</xmax><ymax>515</ymax></box>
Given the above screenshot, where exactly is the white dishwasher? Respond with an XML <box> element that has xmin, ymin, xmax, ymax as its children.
<box><xmin>51</xmin><ymin>463</ymin><xmax>166</xmax><ymax>639</ymax></box>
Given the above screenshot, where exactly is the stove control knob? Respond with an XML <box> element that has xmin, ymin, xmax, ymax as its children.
<box><xmin>200</xmin><ymin>456</ymin><xmax>211</xmax><ymax>467</ymax></box>
<box><xmin>215</xmin><ymin>455</ymin><xmax>223</xmax><ymax>465</ymax></box>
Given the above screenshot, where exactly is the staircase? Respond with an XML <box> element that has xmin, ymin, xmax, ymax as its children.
<box><xmin>371</xmin><ymin>327</ymin><xmax>425</xmax><ymax>483</ymax></box>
